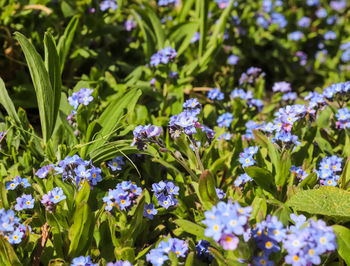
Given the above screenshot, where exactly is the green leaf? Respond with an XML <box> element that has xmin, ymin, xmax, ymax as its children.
<box><xmin>14</xmin><ymin>32</ymin><xmax>54</xmax><ymax>143</ymax></box>
<box><xmin>44</xmin><ymin>32</ymin><xmax>61</xmax><ymax>132</ymax></box>
<box><xmin>131</xmin><ymin>10</ymin><xmax>156</xmax><ymax>59</ymax></box>
<box><xmin>57</xmin><ymin>15</ymin><xmax>79</xmax><ymax>73</ymax></box>
<box><xmin>114</xmin><ymin>247</ymin><xmax>135</xmax><ymax>263</ymax></box>
<box><xmin>198</xmin><ymin>170</ymin><xmax>219</xmax><ymax>209</ymax></box>
<box><xmin>68</xmin><ymin>201</ymin><xmax>94</xmax><ymax>258</ymax></box>
<box><xmin>0</xmin><ymin>77</ymin><xmax>21</xmax><ymax>126</ymax></box>
<box><xmin>198</xmin><ymin>0</ymin><xmax>209</xmax><ymax>58</ymax></box>
<box><xmin>144</xmin><ymin>5</ymin><xmax>165</xmax><ymax>49</ymax></box>
<box><xmin>174</xmin><ymin>219</ymin><xmax>206</xmax><ymax>238</ymax></box>
<box><xmin>185</xmin><ymin>252</ymin><xmax>195</xmax><ymax>266</ymax></box>
<box><xmin>244</xmin><ymin>166</ymin><xmax>277</xmax><ymax>196</ymax></box>
<box><xmin>340</xmin><ymin>157</ymin><xmax>350</xmax><ymax>189</ymax></box>
<box><xmin>333</xmin><ymin>225</ymin><xmax>350</xmax><ymax>265</ymax></box>
<box><xmin>0</xmin><ymin>235</ymin><xmax>22</xmax><ymax>266</ymax></box>
<box><xmin>86</xmin><ymin>89</ymin><xmax>141</xmax><ymax>155</ymax></box>
<box><xmin>75</xmin><ymin>180</ymin><xmax>90</xmax><ymax>208</ymax></box>
<box><xmin>169</xmin><ymin>251</ymin><xmax>178</xmax><ymax>266</ymax></box>
<box><xmin>252</xmin><ymin>129</ymin><xmax>269</xmax><ymax>148</ymax></box>
<box><xmin>287</xmin><ymin>186</ymin><xmax>350</xmax><ymax>218</ymax></box>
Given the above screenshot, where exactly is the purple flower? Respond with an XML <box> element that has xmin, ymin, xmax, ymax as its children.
<box><xmin>298</xmin><ymin>16</ymin><xmax>311</xmax><ymax>28</ymax></box>
<box><xmin>219</xmin><ymin>234</ymin><xmax>239</xmax><ymax>250</ymax></box>
<box><xmin>100</xmin><ymin>0</ymin><xmax>118</xmax><ymax>11</ymax></box>
<box><xmin>228</xmin><ymin>54</ymin><xmax>239</xmax><ymax>65</ymax></box>
<box><xmin>143</xmin><ymin>203</ymin><xmax>157</xmax><ymax>219</ymax></box>
<box><xmin>124</xmin><ymin>19</ymin><xmax>136</xmax><ymax>31</ymax></box>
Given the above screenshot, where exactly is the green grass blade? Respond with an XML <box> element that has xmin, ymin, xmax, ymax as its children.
<box><xmin>14</xmin><ymin>32</ymin><xmax>54</xmax><ymax>143</ymax></box>
<box><xmin>86</xmin><ymin>88</ymin><xmax>142</xmax><ymax>155</ymax></box>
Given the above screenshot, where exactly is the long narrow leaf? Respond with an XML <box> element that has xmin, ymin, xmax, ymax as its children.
<box><xmin>0</xmin><ymin>77</ymin><xmax>21</xmax><ymax>126</ymax></box>
<box><xmin>57</xmin><ymin>15</ymin><xmax>79</xmax><ymax>73</ymax></box>
<box><xmin>15</xmin><ymin>32</ymin><xmax>54</xmax><ymax>143</ymax></box>
<box><xmin>44</xmin><ymin>32</ymin><xmax>61</xmax><ymax>133</ymax></box>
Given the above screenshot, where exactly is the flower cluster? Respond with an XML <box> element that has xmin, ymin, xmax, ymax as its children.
<box><xmin>107</xmin><ymin>156</ymin><xmax>124</xmax><ymax>171</ymax></box>
<box><xmin>103</xmin><ymin>181</ymin><xmax>142</xmax><ymax>211</ymax></box>
<box><xmin>152</xmin><ymin>181</ymin><xmax>179</xmax><ymax>209</ymax></box>
<box><xmin>146</xmin><ymin>238</ymin><xmax>188</xmax><ymax>266</ymax></box>
<box><xmin>257</xmin><ymin>1</ymin><xmax>286</xmax><ymax>29</ymax></box>
<box><xmin>54</xmin><ymin>155</ymin><xmax>102</xmax><ymax>187</ymax></box>
<box><xmin>68</xmin><ymin>88</ymin><xmax>94</xmax><ymax>110</ymax></box>
<box><xmin>0</xmin><ymin>209</ymin><xmax>27</xmax><ymax>244</ymax></box>
<box><xmin>150</xmin><ymin>47</ymin><xmax>177</xmax><ymax>67</ymax></box>
<box><xmin>283</xmin><ymin>214</ymin><xmax>337</xmax><ymax>265</ymax></box>
<box><xmin>15</xmin><ymin>194</ymin><xmax>34</xmax><ymax>211</ymax></box>
<box><xmin>336</xmin><ymin>107</ymin><xmax>350</xmax><ymax>129</ymax></box>
<box><xmin>169</xmin><ymin>99</ymin><xmax>201</xmax><ymax>138</ymax></box>
<box><xmin>340</xmin><ymin>42</ymin><xmax>350</xmax><ymax>62</ymax></box>
<box><xmin>239</xmin><ymin>67</ymin><xmax>265</xmax><ymax>85</ymax></box>
<box><xmin>323</xmin><ymin>82</ymin><xmax>350</xmax><ymax>100</ymax></box>
<box><xmin>290</xmin><ymin>166</ymin><xmax>308</xmax><ymax>183</ymax></box>
<box><xmin>6</xmin><ymin>176</ymin><xmax>30</xmax><ymax>190</ymax></box>
<box><xmin>252</xmin><ymin>215</ymin><xmax>286</xmax><ymax>260</ymax></box>
<box><xmin>272</xmin><ymin>81</ymin><xmax>291</xmax><ymax>93</ymax></box>
<box><xmin>207</xmin><ymin>88</ymin><xmax>224</xmax><ymax>100</ymax></box>
<box><xmin>239</xmin><ymin>146</ymin><xmax>258</xmax><ymax>168</ymax></box>
<box><xmin>315</xmin><ymin>155</ymin><xmax>342</xmax><ymax>186</ymax></box>
<box><xmin>71</xmin><ymin>255</ymin><xmax>97</xmax><ymax>266</ymax></box>
<box><xmin>230</xmin><ymin>88</ymin><xmax>264</xmax><ymax>112</ymax></box>
<box><xmin>202</xmin><ymin>201</ymin><xmax>251</xmax><ymax>250</ymax></box>
<box><xmin>41</xmin><ymin>187</ymin><xmax>66</xmax><ymax>212</ymax></box>
<box><xmin>131</xmin><ymin>124</ymin><xmax>162</xmax><ymax>150</ymax></box>
<box><xmin>217</xmin><ymin>113</ymin><xmax>233</xmax><ymax>128</ymax></box>
<box><xmin>234</xmin><ymin>173</ymin><xmax>252</xmax><ymax>187</ymax></box>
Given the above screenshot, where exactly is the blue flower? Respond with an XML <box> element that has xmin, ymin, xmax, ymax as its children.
<box><xmin>143</xmin><ymin>203</ymin><xmax>158</xmax><ymax>219</ymax></box>
<box><xmin>71</xmin><ymin>255</ymin><xmax>97</xmax><ymax>266</ymax></box>
<box><xmin>228</xmin><ymin>54</ymin><xmax>239</xmax><ymax>65</ymax></box>
<box><xmin>190</xmin><ymin>32</ymin><xmax>200</xmax><ymax>43</ymax></box>
<box><xmin>234</xmin><ymin>173</ymin><xmax>252</xmax><ymax>187</ymax></box>
<box><xmin>150</xmin><ymin>47</ymin><xmax>177</xmax><ymax>67</ymax></box>
<box><xmin>208</xmin><ymin>88</ymin><xmax>224</xmax><ymax>100</ymax></box>
<box><xmin>272</xmin><ymin>81</ymin><xmax>291</xmax><ymax>93</ymax></box>
<box><xmin>298</xmin><ymin>16</ymin><xmax>311</xmax><ymax>28</ymax></box>
<box><xmin>14</xmin><ymin>194</ymin><xmax>34</xmax><ymax>211</ymax></box>
<box><xmin>36</xmin><ymin>164</ymin><xmax>54</xmax><ymax>179</ymax></box>
<box><xmin>217</xmin><ymin>113</ymin><xmax>233</xmax><ymax>128</ymax></box>
<box><xmin>146</xmin><ymin>238</ymin><xmax>188</xmax><ymax>265</ymax></box>
<box><xmin>183</xmin><ymin>98</ymin><xmax>200</xmax><ymax>109</ymax></box>
<box><xmin>50</xmin><ymin>187</ymin><xmax>66</xmax><ymax>204</ymax></box>
<box><xmin>107</xmin><ymin>157</ymin><xmax>124</xmax><ymax>171</ymax></box>
<box><xmin>100</xmin><ymin>0</ymin><xmax>118</xmax><ymax>11</ymax></box>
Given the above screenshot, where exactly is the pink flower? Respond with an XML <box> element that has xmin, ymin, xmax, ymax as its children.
<box><xmin>219</xmin><ymin>234</ymin><xmax>239</xmax><ymax>250</ymax></box>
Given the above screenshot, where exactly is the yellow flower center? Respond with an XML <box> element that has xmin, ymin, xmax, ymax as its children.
<box><xmin>54</xmin><ymin>195</ymin><xmax>60</xmax><ymax>200</ymax></box>
<box><xmin>293</xmin><ymin>255</ymin><xmax>299</xmax><ymax>262</ymax></box>
<box><xmin>265</xmin><ymin>241</ymin><xmax>272</xmax><ymax>248</ymax></box>
<box><xmin>26</xmin><ymin>201</ymin><xmax>31</xmax><ymax>205</ymax></box>
<box><xmin>213</xmin><ymin>225</ymin><xmax>219</xmax><ymax>231</ymax></box>
<box><xmin>121</xmin><ymin>200</ymin><xmax>125</xmax><ymax>204</ymax></box>
<box><xmin>225</xmin><ymin>236</ymin><xmax>232</xmax><ymax>242</ymax></box>
<box><xmin>147</xmin><ymin>209</ymin><xmax>151</xmax><ymax>214</ymax></box>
